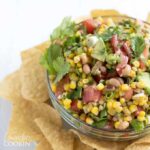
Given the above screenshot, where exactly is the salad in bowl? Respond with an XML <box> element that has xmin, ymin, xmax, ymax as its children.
<box><xmin>41</xmin><ymin>16</ymin><xmax>150</xmax><ymax>134</ymax></box>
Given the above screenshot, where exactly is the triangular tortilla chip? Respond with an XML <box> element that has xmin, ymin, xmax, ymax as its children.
<box><xmin>7</xmin><ymin>100</ymin><xmax>62</xmax><ymax>142</ymax></box>
<box><xmin>35</xmin><ymin>118</ymin><xmax>74</xmax><ymax>150</ymax></box>
<box><xmin>35</xmin><ymin>137</ymin><xmax>53</xmax><ymax>150</ymax></box>
<box><xmin>125</xmin><ymin>135</ymin><xmax>150</xmax><ymax>150</ymax></box>
<box><xmin>71</xmin><ymin>130</ymin><xmax>131</xmax><ymax>150</ymax></box>
<box><xmin>20</xmin><ymin>48</ymin><xmax>49</xmax><ymax>102</ymax></box>
<box><xmin>0</xmin><ymin>71</ymin><xmax>22</xmax><ymax>103</ymax></box>
<box><xmin>35</xmin><ymin>41</ymin><xmax>50</xmax><ymax>53</ymax></box>
<box><xmin>91</xmin><ymin>9</ymin><xmax>120</xmax><ymax>18</ymax></box>
<box><xmin>73</xmin><ymin>136</ymin><xmax>93</xmax><ymax>150</ymax></box>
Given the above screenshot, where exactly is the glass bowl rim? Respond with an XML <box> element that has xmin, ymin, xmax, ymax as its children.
<box><xmin>47</xmin><ymin>15</ymin><xmax>150</xmax><ymax>134</ymax></box>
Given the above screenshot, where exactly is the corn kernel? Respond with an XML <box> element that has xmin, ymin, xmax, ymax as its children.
<box><xmin>63</xmin><ymin>99</ymin><xmax>72</xmax><ymax>109</ymax></box>
<box><xmin>64</xmin><ymin>83</ymin><xmax>70</xmax><ymax>91</ymax></box>
<box><xmin>96</xmin><ymin>83</ymin><xmax>104</xmax><ymax>91</ymax></box>
<box><xmin>139</xmin><ymin>99</ymin><xmax>147</xmax><ymax>106</ymax></box>
<box><xmin>69</xmin><ymin>81</ymin><xmax>76</xmax><ymax>89</ymax></box>
<box><xmin>82</xmin><ymin>78</ymin><xmax>89</xmax><ymax>84</ymax></box>
<box><xmin>73</xmin><ymin>113</ymin><xmax>79</xmax><ymax>118</ymax></box>
<box><xmin>130</xmin><ymin>82</ymin><xmax>136</xmax><ymax>88</ymax></box>
<box><xmin>77</xmin><ymin>62</ymin><xmax>82</xmax><ymax>67</ymax></box>
<box><xmin>137</xmin><ymin>116</ymin><xmax>145</xmax><ymax>121</ymax></box>
<box><xmin>80</xmin><ymin>113</ymin><xmax>86</xmax><ymax>121</ymax></box>
<box><xmin>147</xmin><ymin>59</ymin><xmax>150</xmax><ymax>66</ymax></box>
<box><xmin>78</xmin><ymin>80</ymin><xmax>83</xmax><ymax>87</ymax></box>
<box><xmin>133</xmin><ymin>60</ymin><xmax>140</xmax><ymax>68</ymax></box>
<box><xmin>137</xmin><ymin>81</ymin><xmax>145</xmax><ymax>89</ymax></box>
<box><xmin>129</xmin><ymin>105</ymin><xmax>137</xmax><ymax>113</ymax></box>
<box><xmin>86</xmin><ymin>117</ymin><xmax>94</xmax><ymax>125</ymax></box>
<box><xmin>91</xmin><ymin>106</ymin><xmax>99</xmax><ymax>116</ymax></box>
<box><xmin>114</xmin><ymin>121</ymin><xmax>120</xmax><ymax>129</ymax></box>
<box><xmin>74</xmin><ymin>56</ymin><xmax>80</xmax><ymax>63</ymax></box>
<box><xmin>77</xmin><ymin>101</ymin><xmax>83</xmax><ymax>109</ymax></box>
<box><xmin>107</xmin><ymin>101</ymin><xmax>113</xmax><ymax>109</ymax></box>
<box><xmin>107</xmin><ymin>18</ymin><xmax>115</xmax><ymax>26</ymax></box>
<box><xmin>129</xmin><ymin>70</ymin><xmax>136</xmax><ymax>78</ymax></box>
<box><xmin>121</xmin><ymin>84</ymin><xmax>130</xmax><ymax>91</ymax></box>
<box><xmin>88</xmin><ymin>47</ymin><xmax>93</xmax><ymax>54</ymax></box>
<box><xmin>116</xmin><ymin>106</ymin><xmax>123</xmax><ymax>113</ymax></box>
<box><xmin>49</xmin><ymin>75</ymin><xmax>55</xmax><ymax>80</ymax></box>
<box><xmin>75</xmin><ymin>31</ymin><xmax>81</xmax><ymax>37</ymax></box>
<box><xmin>123</xmin><ymin>107</ymin><xmax>131</xmax><ymax>115</ymax></box>
<box><xmin>68</xmin><ymin>59</ymin><xmax>75</xmax><ymax>67</ymax></box>
<box><xmin>82</xmin><ymin>40</ymin><xmax>86</xmax><ymax>46</ymax></box>
<box><xmin>139</xmin><ymin>111</ymin><xmax>145</xmax><ymax>117</ymax></box>
<box><xmin>132</xmin><ymin>67</ymin><xmax>138</xmax><ymax>71</ymax></box>
<box><xmin>70</xmin><ymin>73</ymin><xmax>78</xmax><ymax>81</ymax></box>
<box><xmin>68</xmin><ymin>53</ymin><xmax>74</xmax><ymax>59</ymax></box>
<box><xmin>124</xmin><ymin>116</ymin><xmax>132</xmax><ymax>122</ymax></box>
<box><xmin>79</xmin><ymin>67</ymin><xmax>83</xmax><ymax>72</ymax></box>
<box><xmin>51</xmin><ymin>83</ymin><xmax>56</xmax><ymax>92</ymax></box>
<box><xmin>133</xmin><ymin>100</ymin><xmax>139</xmax><ymax>105</ymax></box>
<box><xmin>120</xmin><ymin>98</ymin><xmax>125</xmax><ymax>104</ymax></box>
<box><xmin>108</xmin><ymin>109</ymin><xmax>116</xmax><ymax>116</ymax></box>
<box><xmin>82</xmin><ymin>73</ymin><xmax>86</xmax><ymax>79</ymax></box>
<box><xmin>112</xmin><ymin>101</ymin><xmax>118</xmax><ymax>108</ymax></box>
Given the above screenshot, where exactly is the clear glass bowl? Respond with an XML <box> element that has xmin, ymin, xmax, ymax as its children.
<box><xmin>47</xmin><ymin>16</ymin><xmax>150</xmax><ymax>141</ymax></box>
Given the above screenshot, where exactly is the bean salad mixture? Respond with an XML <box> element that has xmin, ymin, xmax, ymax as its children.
<box><xmin>41</xmin><ymin>16</ymin><xmax>150</xmax><ymax>132</ymax></box>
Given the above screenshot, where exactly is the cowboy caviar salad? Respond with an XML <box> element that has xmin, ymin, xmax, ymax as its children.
<box><xmin>41</xmin><ymin>17</ymin><xmax>150</xmax><ymax>132</ymax></box>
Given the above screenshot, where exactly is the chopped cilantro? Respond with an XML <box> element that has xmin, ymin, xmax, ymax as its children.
<box><xmin>53</xmin><ymin>57</ymin><xmax>70</xmax><ymax>83</ymax></box>
<box><xmin>131</xmin><ymin>36</ymin><xmax>146</xmax><ymax>58</ymax></box>
<box><xmin>92</xmin><ymin>109</ymin><xmax>108</xmax><ymax>128</ymax></box>
<box><xmin>131</xmin><ymin>119</ymin><xmax>145</xmax><ymax>132</ymax></box>
<box><xmin>51</xmin><ymin>17</ymin><xmax>75</xmax><ymax>41</ymax></box>
<box><xmin>40</xmin><ymin>44</ymin><xmax>62</xmax><ymax>74</ymax></box>
<box><xmin>100</xmin><ymin>26</ymin><xmax>122</xmax><ymax>41</ymax></box>
<box><xmin>67</xmin><ymin>87</ymin><xmax>82</xmax><ymax>99</ymax></box>
<box><xmin>41</xmin><ymin>44</ymin><xmax>70</xmax><ymax>83</ymax></box>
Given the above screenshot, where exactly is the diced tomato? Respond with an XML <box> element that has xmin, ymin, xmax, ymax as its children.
<box><xmin>134</xmin><ymin>106</ymin><xmax>143</xmax><ymax>116</ymax></box>
<box><xmin>83</xmin><ymin>19</ymin><xmax>96</xmax><ymax>34</ymax></box>
<box><xmin>116</xmin><ymin>54</ymin><xmax>129</xmax><ymax>76</ymax></box>
<box><xmin>124</xmin><ymin>88</ymin><xmax>133</xmax><ymax>100</ymax></box>
<box><xmin>139</xmin><ymin>60</ymin><xmax>146</xmax><ymax>70</ymax></box>
<box><xmin>55</xmin><ymin>75</ymin><xmax>70</xmax><ymax>97</ymax></box>
<box><xmin>71</xmin><ymin>100</ymin><xmax>80</xmax><ymax>112</ymax></box>
<box><xmin>111</xmin><ymin>34</ymin><xmax>119</xmax><ymax>52</ymax></box>
<box><xmin>142</xmin><ymin>47</ymin><xmax>149</xmax><ymax>59</ymax></box>
<box><xmin>83</xmin><ymin>86</ymin><xmax>101</xmax><ymax>103</ymax></box>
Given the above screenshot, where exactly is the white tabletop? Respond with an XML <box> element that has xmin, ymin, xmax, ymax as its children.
<box><xmin>0</xmin><ymin>0</ymin><xmax>150</xmax><ymax>149</ymax></box>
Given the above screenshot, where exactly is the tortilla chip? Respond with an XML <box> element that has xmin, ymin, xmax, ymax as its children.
<box><xmin>125</xmin><ymin>135</ymin><xmax>150</xmax><ymax>150</ymax></box>
<box><xmin>35</xmin><ymin>41</ymin><xmax>50</xmax><ymax>53</ymax></box>
<box><xmin>20</xmin><ymin>48</ymin><xmax>49</xmax><ymax>102</ymax></box>
<box><xmin>73</xmin><ymin>136</ymin><xmax>93</xmax><ymax>150</ymax></box>
<box><xmin>147</xmin><ymin>13</ymin><xmax>150</xmax><ymax>23</ymax></box>
<box><xmin>71</xmin><ymin>130</ymin><xmax>131</xmax><ymax>150</ymax></box>
<box><xmin>35</xmin><ymin>118</ymin><xmax>74</xmax><ymax>150</ymax></box>
<box><xmin>0</xmin><ymin>70</ymin><xmax>22</xmax><ymax>103</ymax></box>
<box><xmin>125</xmin><ymin>143</ymin><xmax>150</xmax><ymax>150</ymax></box>
<box><xmin>7</xmin><ymin>100</ymin><xmax>62</xmax><ymax>142</ymax></box>
<box><xmin>35</xmin><ymin>137</ymin><xmax>53</xmax><ymax>150</ymax></box>
<box><xmin>91</xmin><ymin>9</ymin><xmax>120</xmax><ymax>18</ymax></box>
